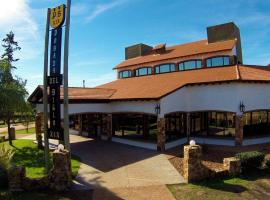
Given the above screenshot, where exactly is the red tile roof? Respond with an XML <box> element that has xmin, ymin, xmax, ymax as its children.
<box><xmin>115</xmin><ymin>39</ymin><xmax>236</xmax><ymax>69</ymax></box>
<box><xmin>29</xmin><ymin>65</ymin><xmax>270</xmax><ymax>103</ymax></box>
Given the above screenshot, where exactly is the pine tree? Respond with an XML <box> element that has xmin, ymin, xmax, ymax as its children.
<box><xmin>0</xmin><ymin>32</ymin><xmax>28</xmax><ymax>145</ymax></box>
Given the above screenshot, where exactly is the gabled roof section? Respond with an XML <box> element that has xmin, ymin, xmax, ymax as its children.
<box><xmin>28</xmin><ymin>65</ymin><xmax>270</xmax><ymax>103</ymax></box>
<box><xmin>28</xmin><ymin>86</ymin><xmax>116</xmax><ymax>103</ymax></box>
<box><xmin>115</xmin><ymin>39</ymin><xmax>236</xmax><ymax>69</ymax></box>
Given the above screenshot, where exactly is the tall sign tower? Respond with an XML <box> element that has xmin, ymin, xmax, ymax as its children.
<box><xmin>43</xmin><ymin>0</ymin><xmax>71</xmax><ymax>172</ymax></box>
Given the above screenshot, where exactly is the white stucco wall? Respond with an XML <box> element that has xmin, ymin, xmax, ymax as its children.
<box><xmin>110</xmin><ymin>101</ymin><xmax>157</xmax><ymax>115</ymax></box>
<box><xmin>35</xmin><ymin>82</ymin><xmax>270</xmax><ymax>117</ymax></box>
<box><xmin>160</xmin><ymin>82</ymin><xmax>270</xmax><ymax>115</ymax></box>
<box><xmin>35</xmin><ymin>100</ymin><xmax>157</xmax><ymax>117</ymax></box>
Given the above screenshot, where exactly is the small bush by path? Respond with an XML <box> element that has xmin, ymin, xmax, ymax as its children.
<box><xmin>235</xmin><ymin>151</ymin><xmax>265</xmax><ymax>173</ymax></box>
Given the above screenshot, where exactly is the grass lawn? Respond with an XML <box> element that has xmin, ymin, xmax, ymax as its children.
<box><xmin>168</xmin><ymin>170</ymin><xmax>270</xmax><ymax>200</ymax></box>
<box><xmin>3</xmin><ymin>139</ymin><xmax>80</xmax><ymax>178</ymax></box>
<box><xmin>0</xmin><ymin>124</ymin><xmax>7</xmax><ymax>128</ymax></box>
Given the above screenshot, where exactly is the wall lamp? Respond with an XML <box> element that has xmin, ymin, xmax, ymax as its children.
<box><xmin>239</xmin><ymin>101</ymin><xmax>245</xmax><ymax>113</ymax></box>
<box><xmin>155</xmin><ymin>103</ymin><xmax>161</xmax><ymax>115</ymax></box>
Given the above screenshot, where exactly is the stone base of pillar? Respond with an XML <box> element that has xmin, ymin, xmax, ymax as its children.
<box><xmin>102</xmin><ymin>114</ymin><xmax>112</xmax><ymax>141</ymax></box>
<box><xmin>183</xmin><ymin>145</ymin><xmax>209</xmax><ymax>182</ymax></box>
<box><xmin>35</xmin><ymin>113</ymin><xmax>43</xmax><ymax>149</ymax></box>
<box><xmin>235</xmin><ymin>115</ymin><xmax>243</xmax><ymax>146</ymax></box>
<box><xmin>157</xmin><ymin>118</ymin><xmax>166</xmax><ymax>151</ymax></box>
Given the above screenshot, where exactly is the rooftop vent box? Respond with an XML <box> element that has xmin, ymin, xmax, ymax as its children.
<box><xmin>207</xmin><ymin>22</ymin><xmax>243</xmax><ymax>64</ymax></box>
<box><xmin>125</xmin><ymin>43</ymin><xmax>153</xmax><ymax>60</ymax></box>
<box><xmin>152</xmin><ymin>43</ymin><xmax>166</xmax><ymax>54</ymax></box>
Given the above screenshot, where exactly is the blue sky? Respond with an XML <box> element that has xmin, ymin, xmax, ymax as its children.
<box><xmin>0</xmin><ymin>0</ymin><xmax>270</xmax><ymax>94</ymax></box>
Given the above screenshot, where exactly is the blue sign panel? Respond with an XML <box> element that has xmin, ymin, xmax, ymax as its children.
<box><xmin>48</xmin><ymin>27</ymin><xmax>64</xmax><ymax>140</ymax></box>
<box><xmin>50</xmin><ymin>28</ymin><xmax>62</xmax><ymax>75</ymax></box>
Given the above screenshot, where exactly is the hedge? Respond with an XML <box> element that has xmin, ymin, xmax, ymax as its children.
<box><xmin>235</xmin><ymin>151</ymin><xmax>265</xmax><ymax>173</ymax></box>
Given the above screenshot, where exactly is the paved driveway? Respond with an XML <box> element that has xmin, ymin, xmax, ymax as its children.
<box><xmin>71</xmin><ymin>136</ymin><xmax>184</xmax><ymax>200</ymax></box>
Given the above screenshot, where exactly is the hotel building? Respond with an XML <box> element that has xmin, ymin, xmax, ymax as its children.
<box><xmin>29</xmin><ymin>22</ymin><xmax>270</xmax><ymax>151</ymax></box>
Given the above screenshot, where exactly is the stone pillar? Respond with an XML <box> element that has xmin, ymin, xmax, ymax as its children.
<box><xmin>8</xmin><ymin>166</ymin><xmax>25</xmax><ymax>192</ymax></box>
<box><xmin>183</xmin><ymin>145</ymin><xmax>208</xmax><ymax>182</ymax></box>
<box><xmin>157</xmin><ymin>117</ymin><xmax>166</xmax><ymax>151</ymax></box>
<box><xmin>78</xmin><ymin>114</ymin><xmax>83</xmax><ymax>135</ymax></box>
<box><xmin>48</xmin><ymin>149</ymin><xmax>72</xmax><ymax>191</ymax></box>
<box><xmin>102</xmin><ymin>114</ymin><xmax>112</xmax><ymax>140</ymax></box>
<box><xmin>35</xmin><ymin>113</ymin><xmax>43</xmax><ymax>149</ymax></box>
<box><xmin>223</xmin><ymin>157</ymin><xmax>241</xmax><ymax>176</ymax></box>
<box><xmin>235</xmin><ymin>114</ymin><xmax>243</xmax><ymax>146</ymax></box>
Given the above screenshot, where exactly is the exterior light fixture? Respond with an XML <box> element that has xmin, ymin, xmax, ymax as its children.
<box><xmin>155</xmin><ymin>103</ymin><xmax>161</xmax><ymax>115</ymax></box>
<box><xmin>239</xmin><ymin>101</ymin><xmax>245</xmax><ymax>113</ymax></box>
<box><xmin>189</xmin><ymin>140</ymin><xmax>196</xmax><ymax>146</ymax></box>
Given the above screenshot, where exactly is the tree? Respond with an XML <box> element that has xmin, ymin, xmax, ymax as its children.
<box><xmin>0</xmin><ymin>32</ymin><xmax>27</xmax><ymax>145</ymax></box>
<box><xmin>1</xmin><ymin>31</ymin><xmax>21</xmax><ymax>69</ymax></box>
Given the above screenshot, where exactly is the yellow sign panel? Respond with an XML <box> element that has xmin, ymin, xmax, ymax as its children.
<box><xmin>50</xmin><ymin>4</ymin><xmax>66</xmax><ymax>29</ymax></box>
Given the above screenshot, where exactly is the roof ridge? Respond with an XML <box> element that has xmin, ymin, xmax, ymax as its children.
<box><xmin>236</xmin><ymin>65</ymin><xmax>241</xmax><ymax>80</ymax></box>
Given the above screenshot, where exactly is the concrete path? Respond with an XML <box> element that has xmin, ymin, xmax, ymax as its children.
<box><xmin>19</xmin><ymin>133</ymin><xmax>182</xmax><ymax>199</ymax></box>
<box><xmin>71</xmin><ymin>137</ymin><xmax>183</xmax><ymax>199</ymax></box>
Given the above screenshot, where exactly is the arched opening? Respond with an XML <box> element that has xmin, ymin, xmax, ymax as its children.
<box><xmin>112</xmin><ymin>113</ymin><xmax>157</xmax><ymax>142</ymax></box>
<box><xmin>243</xmin><ymin>110</ymin><xmax>270</xmax><ymax>138</ymax></box>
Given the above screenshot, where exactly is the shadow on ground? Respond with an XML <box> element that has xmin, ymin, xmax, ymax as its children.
<box><xmin>70</xmin><ymin>139</ymin><xmax>159</xmax><ymax>173</ymax></box>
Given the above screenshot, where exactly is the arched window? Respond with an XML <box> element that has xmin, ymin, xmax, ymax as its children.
<box><xmin>119</xmin><ymin>70</ymin><xmax>132</xmax><ymax>78</ymax></box>
<box><xmin>135</xmin><ymin>67</ymin><xmax>152</xmax><ymax>76</ymax></box>
<box><xmin>206</xmin><ymin>56</ymin><xmax>230</xmax><ymax>67</ymax></box>
<box><xmin>155</xmin><ymin>63</ymin><xmax>176</xmax><ymax>74</ymax></box>
<box><xmin>179</xmin><ymin>60</ymin><xmax>202</xmax><ymax>71</ymax></box>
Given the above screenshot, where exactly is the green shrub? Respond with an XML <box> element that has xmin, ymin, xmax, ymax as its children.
<box><xmin>235</xmin><ymin>151</ymin><xmax>265</xmax><ymax>173</ymax></box>
<box><xmin>0</xmin><ymin>144</ymin><xmax>15</xmax><ymax>188</ymax></box>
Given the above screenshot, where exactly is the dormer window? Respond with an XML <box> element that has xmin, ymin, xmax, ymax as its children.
<box><xmin>179</xmin><ymin>60</ymin><xmax>202</xmax><ymax>71</ymax></box>
<box><xmin>119</xmin><ymin>70</ymin><xmax>132</xmax><ymax>78</ymax></box>
<box><xmin>155</xmin><ymin>63</ymin><xmax>176</xmax><ymax>74</ymax></box>
<box><xmin>206</xmin><ymin>56</ymin><xmax>230</xmax><ymax>67</ymax></box>
<box><xmin>135</xmin><ymin>67</ymin><xmax>152</xmax><ymax>76</ymax></box>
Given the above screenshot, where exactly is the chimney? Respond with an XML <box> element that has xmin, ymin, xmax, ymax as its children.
<box><xmin>207</xmin><ymin>22</ymin><xmax>243</xmax><ymax>64</ymax></box>
<box><xmin>125</xmin><ymin>43</ymin><xmax>153</xmax><ymax>60</ymax></box>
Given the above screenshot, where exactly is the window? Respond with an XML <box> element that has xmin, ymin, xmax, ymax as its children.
<box><xmin>155</xmin><ymin>63</ymin><xmax>176</xmax><ymax>74</ymax></box>
<box><xmin>119</xmin><ymin>70</ymin><xmax>132</xmax><ymax>78</ymax></box>
<box><xmin>135</xmin><ymin>67</ymin><xmax>152</xmax><ymax>76</ymax></box>
<box><xmin>179</xmin><ymin>60</ymin><xmax>202</xmax><ymax>71</ymax></box>
<box><xmin>206</xmin><ymin>56</ymin><xmax>230</xmax><ymax>67</ymax></box>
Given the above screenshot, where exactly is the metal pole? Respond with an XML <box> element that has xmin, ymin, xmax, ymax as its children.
<box><xmin>43</xmin><ymin>8</ymin><xmax>50</xmax><ymax>173</ymax></box>
<box><xmin>63</xmin><ymin>0</ymin><xmax>71</xmax><ymax>151</ymax></box>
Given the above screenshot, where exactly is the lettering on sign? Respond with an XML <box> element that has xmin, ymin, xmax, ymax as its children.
<box><xmin>50</xmin><ymin>4</ymin><xmax>66</xmax><ymax>29</ymax></box>
<box><xmin>47</xmin><ymin>8</ymin><xmax>65</xmax><ymax>140</ymax></box>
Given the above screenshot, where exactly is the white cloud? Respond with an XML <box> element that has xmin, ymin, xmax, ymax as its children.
<box><xmin>85</xmin><ymin>0</ymin><xmax>127</xmax><ymax>22</ymax></box>
<box><xmin>0</xmin><ymin>0</ymin><xmax>41</xmax><ymax>60</ymax></box>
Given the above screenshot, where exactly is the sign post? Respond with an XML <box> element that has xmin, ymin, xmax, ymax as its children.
<box><xmin>63</xmin><ymin>0</ymin><xmax>71</xmax><ymax>151</ymax></box>
<box><xmin>43</xmin><ymin>1</ymin><xmax>71</xmax><ymax>172</ymax></box>
<box><xmin>43</xmin><ymin>8</ymin><xmax>50</xmax><ymax>173</ymax></box>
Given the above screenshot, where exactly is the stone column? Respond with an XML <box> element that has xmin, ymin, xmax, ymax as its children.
<box><xmin>102</xmin><ymin>114</ymin><xmax>112</xmax><ymax>140</ymax></box>
<box><xmin>183</xmin><ymin>145</ymin><xmax>208</xmax><ymax>182</ymax></box>
<box><xmin>35</xmin><ymin>112</ymin><xmax>43</xmax><ymax>149</ymax></box>
<box><xmin>235</xmin><ymin>114</ymin><xmax>243</xmax><ymax>146</ymax></box>
<box><xmin>78</xmin><ymin>114</ymin><xmax>82</xmax><ymax>136</ymax></box>
<box><xmin>157</xmin><ymin>117</ymin><xmax>166</xmax><ymax>151</ymax></box>
<box><xmin>48</xmin><ymin>149</ymin><xmax>72</xmax><ymax>191</ymax></box>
